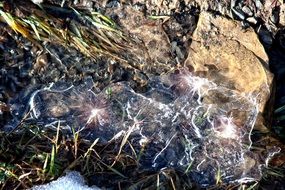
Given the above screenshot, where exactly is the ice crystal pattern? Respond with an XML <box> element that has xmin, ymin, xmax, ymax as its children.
<box><xmin>10</xmin><ymin>69</ymin><xmax>279</xmax><ymax>187</ymax></box>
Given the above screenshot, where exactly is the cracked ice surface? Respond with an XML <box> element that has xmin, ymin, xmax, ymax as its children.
<box><xmin>10</xmin><ymin>69</ymin><xmax>279</xmax><ymax>186</ymax></box>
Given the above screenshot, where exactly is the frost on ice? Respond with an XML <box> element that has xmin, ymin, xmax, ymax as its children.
<box><xmin>31</xmin><ymin>171</ymin><xmax>100</xmax><ymax>190</ymax></box>
<box><xmin>10</xmin><ymin>69</ymin><xmax>279</xmax><ymax>187</ymax></box>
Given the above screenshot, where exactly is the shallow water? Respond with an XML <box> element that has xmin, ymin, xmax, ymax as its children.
<box><xmin>7</xmin><ymin>69</ymin><xmax>279</xmax><ymax>187</ymax></box>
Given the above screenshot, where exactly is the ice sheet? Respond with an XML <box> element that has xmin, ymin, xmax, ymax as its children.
<box><xmin>10</xmin><ymin>69</ymin><xmax>279</xmax><ymax>187</ymax></box>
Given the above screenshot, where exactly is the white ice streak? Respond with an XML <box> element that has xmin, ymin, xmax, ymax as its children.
<box><xmin>214</xmin><ymin>116</ymin><xmax>238</xmax><ymax>139</ymax></box>
<box><xmin>29</xmin><ymin>83</ymin><xmax>74</xmax><ymax>119</ymax></box>
<box><xmin>265</xmin><ymin>147</ymin><xmax>281</xmax><ymax>167</ymax></box>
<box><xmin>190</xmin><ymin>106</ymin><xmax>204</xmax><ymax>138</ymax></box>
<box><xmin>196</xmin><ymin>159</ymin><xmax>206</xmax><ymax>171</ymax></box>
<box><xmin>152</xmin><ymin>132</ymin><xmax>178</xmax><ymax>167</ymax></box>
<box><xmin>183</xmin><ymin>75</ymin><xmax>217</xmax><ymax>104</ymax></box>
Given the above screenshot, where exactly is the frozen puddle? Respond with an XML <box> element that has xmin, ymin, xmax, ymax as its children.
<box><xmin>9</xmin><ymin>69</ymin><xmax>279</xmax><ymax>187</ymax></box>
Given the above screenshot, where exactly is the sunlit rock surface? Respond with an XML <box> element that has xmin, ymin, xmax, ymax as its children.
<box><xmin>9</xmin><ymin>69</ymin><xmax>278</xmax><ymax>187</ymax></box>
<box><xmin>185</xmin><ymin>11</ymin><xmax>273</xmax><ymax>112</ymax></box>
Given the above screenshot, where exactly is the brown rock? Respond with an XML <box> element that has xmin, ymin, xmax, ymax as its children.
<box><xmin>185</xmin><ymin>11</ymin><xmax>273</xmax><ymax>111</ymax></box>
<box><xmin>106</xmin><ymin>5</ymin><xmax>174</xmax><ymax>73</ymax></box>
<box><xmin>188</xmin><ymin>0</ymin><xmax>231</xmax><ymax>16</ymax></box>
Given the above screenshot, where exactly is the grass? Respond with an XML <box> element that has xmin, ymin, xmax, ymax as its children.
<box><xmin>0</xmin><ymin>123</ymin><xmax>194</xmax><ymax>189</ymax></box>
<box><xmin>0</xmin><ymin>3</ymin><xmax>132</xmax><ymax>68</ymax></box>
<box><xmin>0</xmin><ymin>120</ymin><xmax>283</xmax><ymax>189</ymax></box>
<box><xmin>0</xmin><ymin>124</ymin><xmax>121</xmax><ymax>189</ymax></box>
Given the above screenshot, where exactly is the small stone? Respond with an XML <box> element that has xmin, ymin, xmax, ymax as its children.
<box><xmin>242</xmin><ymin>6</ymin><xmax>253</xmax><ymax>16</ymax></box>
<box><xmin>246</xmin><ymin>17</ymin><xmax>258</xmax><ymax>25</ymax></box>
<box><xmin>31</xmin><ymin>0</ymin><xmax>43</xmax><ymax>4</ymax></box>
<box><xmin>106</xmin><ymin>0</ymin><xmax>120</xmax><ymax>8</ymax></box>
<box><xmin>0</xmin><ymin>101</ymin><xmax>9</xmax><ymax>113</ymax></box>
<box><xmin>34</xmin><ymin>53</ymin><xmax>48</xmax><ymax>72</ymax></box>
<box><xmin>230</xmin><ymin>0</ymin><xmax>238</xmax><ymax>8</ymax></box>
<box><xmin>279</xmin><ymin>4</ymin><xmax>285</xmax><ymax>26</ymax></box>
<box><xmin>255</xmin><ymin>0</ymin><xmax>263</xmax><ymax>9</ymax></box>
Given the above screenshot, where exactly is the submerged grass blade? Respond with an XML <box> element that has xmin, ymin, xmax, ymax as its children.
<box><xmin>112</xmin><ymin>123</ymin><xmax>137</xmax><ymax>167</ymax></box>
<box><xmin>184</xmin><ymin>160</ymin><xmax>194</xmax><ymax>174</ymax></box>
<box><xmin>83</xmin><ymin>139</ymin><xmax>100</xmax><ymax>172</ymax></box>
<box><xmin>96</xmin><ymin>159</ymin><xmax>127</xmax><ymax>179</ymax></box>
<box><xmin>72</xmin><ymin>127</ymin><xmax>80</xmax><ymax>159</ymax></box>
<box><xmin>43</xmin><ymin>153</ymin><xmax>49</xmax><ymax>173</ymax></box>
<box><xmin>48</xmin><ymin>145</ymin><xmax>56</xmax><ymax>176</ymax></box>
<box><xmin>156</xmin><ymin>174</ymin><xmax>160</xmax><ymax>190</ymax></box>
<box><xmin>274</xmin><ymin>104</ymin><xmax>285</xmax><ymax>114</ymax></box>
<box><xmin>83</xmin><ymin>138</ymin><xmax>100</xmax><ymax>158</ymax></box>
<box><xmin>215</xmin><ymin>166</ymin><xmax>221</xmax><ymax>185</ymax></box>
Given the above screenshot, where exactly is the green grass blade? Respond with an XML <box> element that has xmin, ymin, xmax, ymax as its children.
<box><xmin>48</xmin><ymin>145</ymin><xmax>56</xmax><ymax>176</ymax></box>
<box><xmin>275</xmin><ymin>104</ymin><xmax>285</xmax><ymax>114</ymax></box>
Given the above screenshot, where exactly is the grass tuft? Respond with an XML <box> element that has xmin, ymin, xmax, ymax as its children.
<box><xmin>0</xmin><ymin>5</ymin><xmax>131</xmax><ymax>66</ymax></box>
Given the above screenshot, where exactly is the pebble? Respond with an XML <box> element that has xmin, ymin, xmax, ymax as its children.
<box><xmin>34</xmin><ymin>53</ymin><xmax>48</xmax><ymax>72</ymax></box>
<box><xmin>242</xmin><ymin>6</ymin><xmax>253</xmax><ymax>17</ymax></box>
<box><xmin>106</xmin><ymin>0</ymin><xmax>120</xmax><ymax>8</ymax></box>
<box><xmin>230</xmin><ymin>0</ymin><xmax>237</xmax><ymax>9</ymax></box>
<box><xmin>255</xmin><ymin>0</ymin><xmax>263</xmax><ymax>9</ymax></box>
<box><xmin>0</xmin><ymin>101</ymin><xmax>9</xmax><ymax>113</ymax></box>
<box><xmin>247</xmin><ymin>17</ymin><xmax>258</xmax><ymax>25</ymax></box>
<box><xmin>279</xmin><ymin>4</ymin><xmax>285</xmax><ymax>26</ymax></box>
